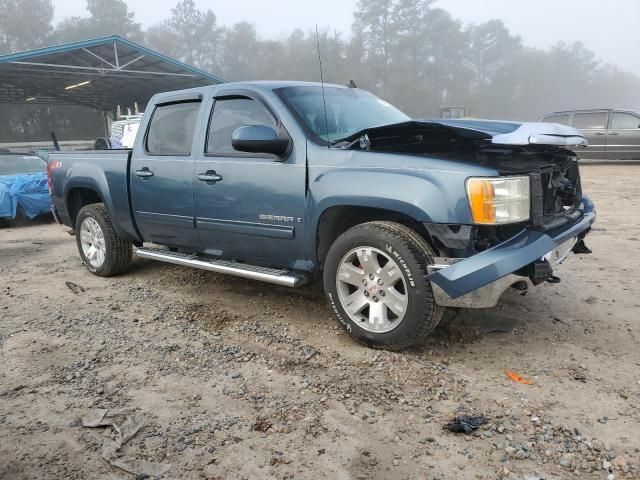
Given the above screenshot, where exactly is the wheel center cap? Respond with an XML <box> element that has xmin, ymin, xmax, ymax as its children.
<box><xmin>368</xmin><ymin>284</ymin><xmax>379</xmax><ymax>295</ymax></box>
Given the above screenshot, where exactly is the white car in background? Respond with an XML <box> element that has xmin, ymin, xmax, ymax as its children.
<box><xmin>109</xmin><ymin>114</ymin><xmax>143</xmax><ymax>149</ymax></box>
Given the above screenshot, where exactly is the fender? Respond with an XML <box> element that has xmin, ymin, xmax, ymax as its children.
<box><xmin>308</xmin><ymin>167</ymin><xmax>475</xmax><ymax>227</ymax></box>
<box><xmin>63</xmin><ymin>161</ymin><xmax>140</xmax><ymax>242</ymax></box>
<box><xmin>306</xmin><ymin>166</ymin><xmax>477</xmax><ymax>267</ymax></box>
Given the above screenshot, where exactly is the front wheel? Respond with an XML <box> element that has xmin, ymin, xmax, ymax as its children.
<box><xmin>323</xmin><ymin>221</ymin><xmax>444</xmax><ymax>350</ymax></box>
<box><xmin>75</xmin><ymin>203</ymin><xmax>132</xmax><ymax>277</ymax></box>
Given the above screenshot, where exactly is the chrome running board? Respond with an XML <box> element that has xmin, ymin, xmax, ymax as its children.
<box><xmin>135</xmin><ymin>247</ymin><xmax>308</xmax><ymax>287</ymax></box>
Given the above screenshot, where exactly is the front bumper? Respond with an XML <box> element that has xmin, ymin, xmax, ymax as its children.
<box><xmin>428</xmin><ymin>196</ymin><xmax>596</xmax><ymax>307</ymax></box>
<box><xmin>430</xmin><ymin>273</ymin><xmax>533</xmax><ymax>308</ymax></box>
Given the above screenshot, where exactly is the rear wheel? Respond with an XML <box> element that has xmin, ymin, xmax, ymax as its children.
<box><xmin>323</xmin><ymin>221</ymin><xmax>445</xmax><ymax>350</ymax></box>
<box><xmin>75</xmin><ymin>203</ymin><xmax>132</xmax><ymax>277</ymax></box>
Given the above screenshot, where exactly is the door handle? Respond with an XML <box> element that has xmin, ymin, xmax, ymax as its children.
<box><xmin>135</xmin><ymin>167</ymin><xmax>154</xmax><ymax>178</ymax></box>
<box><xmin>594</xmin><ymin>132</ymin><xmax>605</xmax><ymax>136</ymax></box>
<box><xmin>609</xmin><ymin>132</ymin><xmax>619</xmax><ymax>136</ymax></box>
<box><xmin>197</xmin><ymin>170</ymin><xmax>222</xmax><ymax>183</ymax></box>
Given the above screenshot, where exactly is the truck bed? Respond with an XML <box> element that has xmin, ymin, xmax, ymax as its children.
<box><xmin>48</xmin><ymin>149</ymin><xmax>140</xmax><ymax>242</ymax></box>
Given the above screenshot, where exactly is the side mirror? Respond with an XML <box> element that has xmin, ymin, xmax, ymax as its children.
<box><xmin>232</xmin><ymin>125</ymin><xmax>289</xmax><ymax>156</ymax></box>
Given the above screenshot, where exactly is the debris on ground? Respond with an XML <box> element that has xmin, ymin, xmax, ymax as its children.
<box><xmin>2</xmin><ymin>166</ymin><xmax>640</xmax><ymax>479</ymax></box>
<box><xmin>65</xmin><ymin>281</ymin><xmax>85</xmax><ymax>294</ymax></box>
<box><xmin>569</xmin><ymin>367</ymin><xmax>588</xmax><ymax>383</ymax></box>
<box><xmin>81</xmin><ymin>408</ymin><xmax>170</xmax><ymax>477</ymax></box>
<box><xmin>444</xmin><ymin>415</ymin><xmax>488</xmax><ymax>434</ymax></box>
<box><xmin>504</xmin><ymin>370</ymin><xmax>534</xmax><ymax>384</ymax></box>
<box><xmin>252</xmin><ymin>416</ymin><xmax>273</xmax><ymax>432</ymax></box>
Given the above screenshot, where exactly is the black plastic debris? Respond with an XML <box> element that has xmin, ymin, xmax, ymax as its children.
<box><xmin>572</xmin><ymin>239</ymin><xmax>592</xmax><ymax>254</ymax></box>
<box><xmin>65</xmin><ymin>281</ymin><xmax>85</xmax><ymax>294</ymax></box>
<box><xmin>444</xmin><ymin>415</ymin><xmax>488</xmax><ymax>434</ymax></box>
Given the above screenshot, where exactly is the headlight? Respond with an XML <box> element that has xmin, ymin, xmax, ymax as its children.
<box><xmin>466</xmin><ymin>176</ymin><xmax>530</xmax><ymax>224</ymax></box>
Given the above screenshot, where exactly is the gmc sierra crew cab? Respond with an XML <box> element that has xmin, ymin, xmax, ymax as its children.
<box><xmin>48</xmin><ymin>81</ymin><xmax>595</xmax><ymax>350</ymax></box>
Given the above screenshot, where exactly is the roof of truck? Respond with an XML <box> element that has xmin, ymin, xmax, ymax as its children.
<box><xmin>227</xmin><ymin>80</ymin><xmax>348</xmax><ymax>89</ymax></box>
<box><xmin>153</xmin><ymin>80</ymin><xmax>348</xmax><ymax>95</ymax></box>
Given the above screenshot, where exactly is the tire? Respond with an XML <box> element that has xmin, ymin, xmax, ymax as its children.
<box><xmin>75</xmin><ymin>203</ymin><xmax>132</xmax><ymax>277</ymax></box>
<box><xmin>323</xmin><ymin>221</ymin><xmax>445</xmax><ymax>350</ymax></box>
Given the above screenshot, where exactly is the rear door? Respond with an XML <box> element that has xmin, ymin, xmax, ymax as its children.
<box><xmin>572</xmin><ymin>110</ymin><xmax>609</xmax><ymax>159</ymax></box>
<box><xmin>130</xmin><ymin>98</ymin><xmax>202</xmax><ymax>248</ymax></box>
<box><xmin>193</xmin><ymin>93</ymin><xmax>307</xmax><ymax>269</ymax></box>
<box><xmin>606</xmin><ymin>111</ymin><xmax>640</xmax><ymax>160</ymax></box>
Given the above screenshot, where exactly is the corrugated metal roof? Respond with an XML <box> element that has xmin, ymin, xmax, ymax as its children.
<box><xmin>0</xmin><ymin>35</ymin><xmax>227</xmax><ymax>110</ymax></box>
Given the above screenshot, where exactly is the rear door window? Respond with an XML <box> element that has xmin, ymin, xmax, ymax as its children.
<box><xmin>610</xmin><ymin>112</ymin><xmax>640</xmax><ymax>129</ymax></box>
<box><xmin>146</xmin><ymin>101</ymin><xmax>201</xmax><ymax>155</ymax></box>
<box><xmin>573</xmin><ymin>112</ymin><xmax>608</xmax><ymax>129</ymax></box>
<box><xmin>542</xmin><ymin>114</ymin><xmax>570</xmax><ymax>125</ymax></box>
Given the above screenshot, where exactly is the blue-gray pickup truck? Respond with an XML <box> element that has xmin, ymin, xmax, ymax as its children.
<box><xmin>49</xmin><ymin>81</ymin><xmax>595</xmax><ymax>349</ymax></box>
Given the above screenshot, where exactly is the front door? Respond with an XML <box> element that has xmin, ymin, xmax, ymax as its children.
<box><xmin>606</xmin><ymin>111</ymin><xmax>640</xmax><ymax>160</ymax></box>
<box><xmin>572</xmin><ymin>110</ymin><xmax>609</xmax><ymax>159</ymax></box>
<box><xmin>193</xmin><ymin>95</ymin><xmax>307</xmax><ymax>269</ymax></box>
<box><xmin>130</xmin><ymin>100</ymin><xmax>202</xmax><ymax>248</ymax></box>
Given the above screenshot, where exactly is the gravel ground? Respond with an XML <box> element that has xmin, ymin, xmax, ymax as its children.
<box><xmin>1</xmin><ymin>164</ymin><xmax>639</xmax><ymax>480</ymax></box>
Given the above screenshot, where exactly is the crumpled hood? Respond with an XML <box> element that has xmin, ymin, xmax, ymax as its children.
<box><xmin>335</xmin><ymin>119</ymin><xmax>588</xmax><ymax>152</ymax></box>
<box><xmin>435</xmin><ymin>119</ymin><xmax>588</xmax><ymax>147</ymax></box>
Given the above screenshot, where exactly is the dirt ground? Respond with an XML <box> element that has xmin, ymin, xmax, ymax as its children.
<box><xmin>1</xmin><ymin>164</ymin><xmax>639</xmax><ymax>480</ymax></box>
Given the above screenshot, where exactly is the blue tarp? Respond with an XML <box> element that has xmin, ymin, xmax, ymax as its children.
<box><xmin>0</xmin><ymin>173</ymin><xmax>51</xmax><ymax>219</ymax></box>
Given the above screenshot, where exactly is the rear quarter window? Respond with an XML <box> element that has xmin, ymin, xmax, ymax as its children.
<box><xmin>146</xmin><ymin>101</ymin><xmax>201</xmax><ymax>155</ymax></box>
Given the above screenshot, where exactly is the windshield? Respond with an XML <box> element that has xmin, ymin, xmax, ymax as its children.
<box><xmin>277</xmin><ymin>86</ymin><xmax>410</xmax><ymax>144</ymax></box>
<box><xmin>0</xmin><ymin>155</ymin><xmax>46</xmax><ymax>175</ymax></box>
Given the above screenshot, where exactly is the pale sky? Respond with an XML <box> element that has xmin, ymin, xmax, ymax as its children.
<box><xmin>53</xmin><ymin>0</ymin><xmax>640</xmax><ymax>76</ymax></box>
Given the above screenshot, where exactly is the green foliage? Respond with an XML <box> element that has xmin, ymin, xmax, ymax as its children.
<box><xmin>0</xmin><ymin>0</ymin><xmax>53</xmax><ymax>54</ymax></box>
<box><xmin>52</xmin><ymin>0</ymin><xmax>142</xmax><ymax>43</ymax></box>
<box><xmin>1</xmin><ymin>0</ymin><xmax>640</xmax><ymax>126</ymax></box>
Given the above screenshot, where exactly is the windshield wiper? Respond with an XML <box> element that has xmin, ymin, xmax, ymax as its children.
<box><xmin>329</xmin><ymin>137</ymin><xmax>354</xmax><ymax>147</ymax></box>
<box><xmin>329</xmin><ymin>121</ymin><xmax>417</xmax><ymax>148</ymax></box>
<box><xmin>329</xmin><ymin>127</ymin><xmax>370</xmax><ymax>147</ymax></box>
<box><xmin>330</xmin><ymin>132</ymin><xmax>371</xmax><ymax>150</ymax></box>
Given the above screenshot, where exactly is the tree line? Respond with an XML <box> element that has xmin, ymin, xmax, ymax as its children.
<box><xmin>1</xmin><ymin>0</ymin><xmax>639</xmax><ymax>141</ymax></box>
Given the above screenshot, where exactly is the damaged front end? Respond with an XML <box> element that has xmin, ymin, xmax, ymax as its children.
<box><xmin>425</xmin><ymin>205</ymin><xmax>595</xmax><ymax>308</ymax></box>
<box><xmin>423</xmin><ymin>140</ymin><xmax>594</xmax><ymax>307</ymax></box>
<box><xmin>335</xmin><ymin>119</ymin><xmax>595</xmax><ymax>308</ymax></box>
<box><xmin>423</xmin><ymin>155</ymin><xmax>595</xmax><ymax>308</ymax></box>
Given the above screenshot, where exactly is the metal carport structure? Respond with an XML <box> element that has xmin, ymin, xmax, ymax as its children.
<box><xmin>0</xmin><ymin>35</ymin><xmax>226</xmax><ymax>111</ymax></box>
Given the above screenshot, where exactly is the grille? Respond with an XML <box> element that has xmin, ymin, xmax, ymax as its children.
<box><xmin>530</xmin><ymin>160</ymin><xmax>582</xmax><ymax>227</ymax></box>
